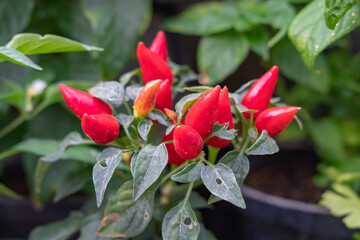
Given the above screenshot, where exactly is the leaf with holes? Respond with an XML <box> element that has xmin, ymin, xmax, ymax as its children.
<box><xmin>89</xmin><ymin>81</ymin><xmax>124</xmax><ymax>106</ymax></box>
<box><xmin>148</xmin><ymin>110</ymin><xmax>171</xmax><ymax>127</ymax></box>
<box><xmin>137</xmin><ymin>118</ymin><xmax>153</xmax><ymax>141</ymax></box>
<box><xmin>246</xmin><ymin>130</ymin><xmax>279</xmax><ymax>155</ymax></box>
<box><xmin>93</xmin><ymin>147</ymin><xmax>123</xmax><ymax>207</ymax></box>
<box><xmin>325</xmin><ymin>0</ymin><xmax>359</xmax><ymax>30</ymax></box>
<box><xmin>0</xmin><ymin>47</ymin><xmax>42</xmax><ymax>70</ymax></box>
<box><xmin>41</xmin><ymin>132</ymin><xmax>88</xmax><ymax>162</ymax></box>
<box><xmin>208</xmin><ymin>150</ymin><xmax>249</xmax><ymax>204</ymax></box>
<box><xmin>208</xmin><ymin>122</ymin><xmax>237</xmax><ymax>141</ymax></box>
<box><xmin>201</xmin><ymin>163</ymin><xmax>245</xmax><ymax>208</ymax></box>
<box><xmin>97</xmin><ymin>180</ymin><xmax>154</xmax><ymax>238</ymax></box>
<box><xmin>171</xmin><ymin>162</ymin><xmax>205</xmax><ymax>183</ymax></box>
<box><xmin>162</xmin><ymin>200</ymin><xmax>200</xmax><ymax>240</ymax></box>
<box><xmin>133</xmin><ymin>144</ymin><xmax>168</xmax><ymax>200</ymax></box>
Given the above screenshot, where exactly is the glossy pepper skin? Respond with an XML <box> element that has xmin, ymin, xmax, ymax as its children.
<box><xmin>150</xmin><ymin>31</ymin><xmax>168</xmax><ymax>62</ymax></box>
<box><xmin>163</xmin><ymin>126</ymin><xmax>186</xmax><ymax>165</ymax></box>
<box><xmin>185</xmin><ymin>85</ymin><xmax>221</xmax><ymax>139</ymax></box>
<box><xmin>206</xmin><ymin>86</ymin><xmax>234</xmax><ymax>148</ymax></box>
<box><xmin>137</xmin><ymin>42</ymin><xmax>173</xmax><ymax>84</ymax></box>
<box><xmin>134</xmin><ymin>80</ymin><xmax>161</xmax><ymax>116</ymax></box>
<box><xmin>59</xmin><ymin>84</ymin><xmax>112</xmax><ymax>119</ymax></box>
<box><xmin>81</xmin><ymin>113</ymin><xmax>119</xmax><ymax>144</ymax></box>
<box><xmin>173</xmin><ymin>125</ymin><xmax>203</xmax><ymax>160</ymax></box>
<box><xmin>241</xmin><ymin>66</ymin><xmax>279</xmax><ymax>119</ymax></box>
<box><xmin>255</xmin><ymin>106</ymin><xmax>301</xmax><ymax>137</ymax></box>
<box><xmin>155</xmin><ymin>79</ymin><xmax>172</xmax><ymax>113</ymax></box>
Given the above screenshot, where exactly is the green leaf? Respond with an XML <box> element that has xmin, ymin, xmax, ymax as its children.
<box><xmin>53</xmin><ymin>172</ymin><xmax>88</xmax><ymax>203</ymax></box>
<box><xmin>175</xmin><ymin>92</ymin><xmax>201</xmax><ymax>116</ymax></box>
<box><xmin>116</xmin><ymin>113</ymin><xmax>134</xmax><ymax>138</ymax></box>
<box><xmin>166</xmin><ymin>124</ymin><xmax>177</xmax><ymax>136</ymax></box>
<box><xmin>89</xmin><ymin>81</ymin><xmax>124</xmax><ymax>106</ymax></box>
<box><xmin>0</xmin><ymin>182</ymin><xmax>22</xmax><ymax>200</ymax></box>
<box><xmin>320</xmin><ymin>184</ymin><xmax>360</xmax><ymax>229</ymax></box>
<box><xmin>325</xmin><ymin>0</ymin><xmax>359</xmax><ymax>30</ymax></box>
<box><xmin>161</xmin><ymin>201</ymin><xmax>200</xmax><ymax>240</ymax></box>
<box><xmin>34</xmin><ymin>160</ymin><xmax>52</xmax><ymax>194</ymax></box>
<box><xmin>97</xmin><ymin>180</ymin><xmax>154</xmax><ymax>238</ymax></box>
<box><xmin>288</xmin><ymin>0</ymin><xmax>360</xmax><ymax>68</ymax></box>
<box><xmin>201</xmin><ymin>163</ymin><xmax>245</xmax><ymax>208</ymax></box>
<box><xmin>183</xmin><ymin>86</ymin><xmax>213</xmax><ymax>93</ymax></box>
<box><xmin>133</xmin><ymin>144</ymin><xmax>168</xmax><ymax>200</ymax></box>
<box><xmin>197</xmin><ymin>32</ymin><xmax>249</xmax><ymax>85</ymax></box>
<box><xmin>41</xmin><ymin>132</ymin><xmax>88</xmax><ymax>162</ymax></box>
<box><xmin>78</xmin><ymin>212</ymin><xmax>103</xmax><ymax>240</ymax></box>
<box><xmin>171</xmin><ymin>162</ymin><xmax>205</xmax><ymax>183</ymax></box>
<box><xmin>93</xmin><ymin>147</ymin><xmax>123</xmax><ymax>207</ymax></box>
<box><xmin>29</xmin><ymin>211</ymin><xmax>84</xmax><ymax>240</ymax></box>
<box><xmin>120</xmin><ymin>68</ymin><xmax>141</xmax><ymax>86</ymax></box>
<box><xmin>245</xmin><ymin>27</ymin><xmax>270</xmax><ymax>60</ymax></box>
<box><xmin>148</xmin><ymin>109</ymin><xmax>171</xmax><ymax>127</ymax></box>
<box><xmin>6</xmin><ymin>33</ymin><xmax>102</xmax><ymax>54</ymax></box>
<box><xmin>130</xmin><ymin>151</ymin><xmax>140</xmax><ymax>178</ymax></box>
<box><xmin>0</xmin><ymin>79</ymin><xmax>24</xmax><ymax>110</ymax></box>
<box><xmin>0</xmin><ymin>47</ymin><xmax>42</xmax><ymax>70</ymax></box>
<box><xmin>198</xmin><ymin>224</ymin><xmax>217</xmax><ymax>240</ymax></box>
<box><xmin>81</xmin><ymin>0</ymin><xmax>152</xmax><ymax>79</ymax></box>
<box><xmin>246</xmin><ymin>130</ymin><xmax>279</xmax><ymax>155</ymax></box>
<box><xmin>138</xmin><ymin>118</ymin><xmax>153</xmax><ymax>141</ymax></box>
<box><xmin>163</xmin><ymin>2</ymin><xmax>239</xmax><ymax>36</ymax></box>
<box><xmin>208</xmin><ymin>122</ymin><xmax>237</xmax><ymax>141</ymax></box>
<box><xmin>0</xmin><ymin>0</ymin><xmax>34</xmax><ymax>44</ymax></box>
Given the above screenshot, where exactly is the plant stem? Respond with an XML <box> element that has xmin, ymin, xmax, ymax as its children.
<box><xmin>122</xmin><ymin>98</ymin><xmax>132</xmax><ymax>115</ymax></box>
<box><xmin>182</xmin><ymin>181</ymin><xmax>194</xmax><ymax>205</ymax></box>
<box><xmin>0</xmin><ymin>149</ymin><xmax>20</xmax><ymax>162</ymax></box>
<box><xmin>0</xmin><ymin>115</ymin><xmax>27</xmax><ymax>138</ymax></box>
<box><xmin>158</xmin><ymin>161</ymin><xmax>188</xmax><ymax>187</ymax></box>
<box><xmin>208</xmin><ymin>145</ymin><xmax>220</xmax><ymax>164</ymax></box>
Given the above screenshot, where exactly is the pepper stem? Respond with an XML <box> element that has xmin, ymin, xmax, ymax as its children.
<box><xmin>207</xmin><ymin>145</ymin><xmax>220</xmax><ymax>164</ymax></box>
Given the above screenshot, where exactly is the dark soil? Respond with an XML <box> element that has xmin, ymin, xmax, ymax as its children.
<box><xmin>244</xmin><ymin>146</ymin><xmax>325</xmax><ymax>203</ymax></box>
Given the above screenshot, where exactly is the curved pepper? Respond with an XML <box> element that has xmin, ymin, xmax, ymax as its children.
<box><xmin>134</xmin><ymin>80</ymin><xmax>161</xmax><ymax>116</ymax></box>
<box><xmin>185</xmin><ymin>85</ymin><xmax>221</xmax><ymax>139</ymax></box>
<box><xmin>137</xmin><ymin>42</ymin><xmax>173</xmax><ymax>84</ymax></box>
<box><xmin>241</xmin><ymin>66</ymin><xmax>278</xmax><ymax>119</ymax></box>
<box><xmin>150</xmin><ymin>31</ymin><xmax>168</xmax><ymax>62</ymax></box>
<box><xmin>81</xmin><ymin>113</ymin><xmax>119</xmax><ymax>144</ymax></box>
<box><xmin>173</xmin><ymin>125</ymin><xmax>203</xmax><ymax>160</ymax></box>
<box><xmin>255</xmin><ymin>106</ymin><xmax>301</xmax><ymax>137</ymax></box>
<box><xmin>206</xmin><ymin>86</ymin><xmax>234</xmax><ymax>148</ymax></box>
<box><xmin>155</xmin><ymin>79</ymin><xmax>173</xmax><ymax>113</ymax></box>
<box><xmin>59</xmin><ymin>84</ymin><xmax>112</xmax><ymax>119</ymax></box>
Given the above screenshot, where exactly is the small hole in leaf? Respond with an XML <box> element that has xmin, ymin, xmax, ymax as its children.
<box><xmin>144</xmin><ymin>210</ymin><xmax>149</xmax><ymax>220</ymax></box>
<box><xmin>183</xmin><ymin>217</ymin><xmax>192</xmax><ymax>225</ymax></box>
<box><xmin>216</xmin><ymin>178</ymin><xmax>222</xmax><ymax>185</ymax></box>
<box><xmin>100</xmin><ymin>160</ymin><xmax>107</xmax><ymax>167</ymax></box>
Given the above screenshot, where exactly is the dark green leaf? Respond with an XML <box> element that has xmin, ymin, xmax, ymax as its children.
<box><xmin>41</xmin><ymin>132</ymin><xmax>88</xmax><ymax>162</ymax></box>
<box><xmin>161</xmin><ymin>201</ymin><xmax>200</xmax><ymax>240</ymax></box>
<box><xmin>148</xmin><ymin>109</ymin><xmax>171</xmax><ymax>127</ymax></box>
<box><xmin>120</xmin><ymin>68</ymin><xmax>141</xmax><ymax>86</ymax></box>
<box><xmin>163</xmin><ymin>2</ymin><xmax>239</xmax><ymax>35</ymax></box>
<box><xmin>264</xmin><ymin>0</ymin><xmax>295</xmax><ymax>29</ymax></box>
<box><xmin>245</xmin><ymin>27</ymin><xmax>270</xmax><ymax>60</ymax></box>
<box><xmin>246</xmin><ymin>130</ymin><xmax>279</xmax><ymax>155</ymax></box>
<box><xmin>138</xmin><ymin>119</ymin><xmax>153</xmax><ymax>141</ymax></box>
<box><xmin>6</xmin><ymin>33</ymin><xmax>102</xmax><ymax>54</ymax></box>
<box><xmin>29</xmin><ymin>211</ymin><xmax>84</xmax><ymax>240</ymax></box>
<box><xmin>93</xmin><ymin>147</ymin><xmax>123</xmax><ymax>207</ymax></box>
<box><xmin>34</xmin><ymin>160</ymin><xmax>52</xmax><ymax>194</ymax></box>
<box><xmin>97</xmin><ymin>180</ymin><xmax>154</xmax><ymax>238</ymax></box>
<box><xmin>288</xmin><ymin>0</ymin><xmax>360</xmax><ymax>68</ymax></box>
<box><xmin>89</xmin><ymin>81</ymin><xmax>124</xmax><ymax>106</ymax></box>
<box><xmin>208</xmin><ymin>122</ymin><xmax>237</xmax><ymax>141</ymax></box>
<box><xmin>171</xmin><ymin>162</ymin><xmax>205</xmax><ymax>183</ymax></box>
<box><xmin>0</xmin><ymin>182</ymin><xmax>22</xmax><ymax>200</ymax></box>
<box><xmin>133</xmin><ymin>144</ymin><xmax>168</xmax><ymax>200</ymax></box>
<box><xmin>325</xmin><ymin>0</ymin><xmax>359</xmax><ymax>30</ymax></box>
<box><xmin>53</xmin><ymin>172</ymin><xmax>88</xmax><ymax>203</ymax></box>
<box><xmin>201</xmin><ymin>163</ymin><xmax>245</xmax><ymax>208</ymax></box>
<box><xmin>0</xmin><ymin>47</ymin><xmax>42</xmax><ymax>70</ymax></box>
<box><xmin>78</xmin><ymin>212</ymin><xmax>103</xmax><ymax>240</ymax></box>
<box><xmin>0</xmin><ymin>0</ymin><xmax>34</xmax><ymax>44</ymax></box>
<box><xmin>198</xmin><ymin>224</ymin><xmax>217</xmax><ymax>240</ymax></box>
<box><xmin>0</xmin><ymin>79</ymin><xmax>24</xmax><ymax>110</ymax></box>
<box><xmin>197</xmin><ymin>32</ymin><xmax>249</xmax><ymax>85</ymax></box>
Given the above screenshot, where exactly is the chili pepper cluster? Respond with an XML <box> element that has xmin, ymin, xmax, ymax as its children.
<box><xmin>59</xmin><ymin>31</ymin><xmax>300</xmax><ymax>164</ymax></box>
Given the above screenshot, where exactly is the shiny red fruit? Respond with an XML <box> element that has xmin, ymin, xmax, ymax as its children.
<box><xmin>174</xmin><ymin>125</ymin><xmax>203</xmax><ymax>160</ymax></box>
<box><xmin>255</xmin><ymin>106</ymin><xmax>301</xmax><ymax>137</ymax></box>
<box><xmin>59</xmin><ymin>84</ymin><xmax>112</xmax><ymax>119</ymax></box>
<box><xmin>241</xmin><ymin>66</ymin><xmax>278</xmax><ymax>119</ymax></box>
<box><xmin>155</xmin><ymin>79</ymin><xmax>172</xmax><ymax>113</ymax></box>
<box><xmin>163</xmin><ymin>127</ymin><xmax>186</xmax><ymax>165</ymax></box>
<box><xmin>150</xmin><ymin>31</ymin><xmax>168</xmax><ymax>62</ymax></box>
<box><xmin>206</xmin><ymin>86</ymin><xmax>234</xmax><ymax>148</ymax></box>
<box><xmin>81</xmin><ymin>113</ymin><xmax>119</xmax><ymax>144</ymax></box>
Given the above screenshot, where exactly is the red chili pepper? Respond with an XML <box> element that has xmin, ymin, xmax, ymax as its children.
<box><xmin>255</xmin><ymin>106</ymin><xmax>301</xmax><ymax>137</ymax></box>
<box><xmin>137</xmin><ymin>42</ymin><xmax>173</xmax><ymax>84</ymax></box>
<box><xmin>134</xmin><ymin>80</ymin><xmax>162</xmax><ymax>116</ymax></box>
<box><xmin>241</xmin><ymin>66</ymin><xmax>279</xmax><ymax>119</ymax></box>
<box><xmin>206</xmin><ymin>86</ymin><xmax>234</xmax><ymax>148</ymax></box>
<box><xmin>155</xmin><ymin>79</ymin><xmax>172</xmax><ymax>113</ymax></box>
<box><xmin>81</xmin><ymin>113</ymin><xmax>119</xmax><ymax>144</ymax></box>
<box><xmin>59</xmin><ymin>84</ymin><xmax>112</xmax><ymax>119</ymax></box>
<box><xmin>163</xmin><ymin>131</ymin><xmax>185</xmax><ymax>165</ymax></box>
<box><xmin>150</xmin><ymin>31</ymin><xmax>168</xmax><ymax>62</ymax></box>
<box><xmin>164</xmin><ymin>108</ymin><xmax>177</xmax><ymax>122</ymax></box>
<box><xmin>173</xmin><ymin>125</ymin><xmax>203</xmax><ymax>160</ymax></box>
<box><xmin>185</xmin><ymin>86</ymin><xmax>221</xmax><ymax>139</ymax></box>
